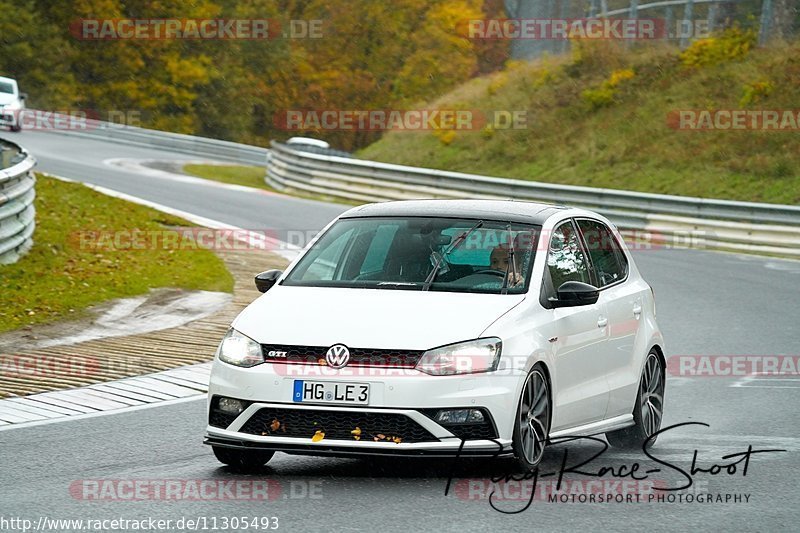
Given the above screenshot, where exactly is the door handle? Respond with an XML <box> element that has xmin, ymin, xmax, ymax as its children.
<box><xmin>633</xmin><ymin>304</ymin><xmax>642</xmax><ymax>316</ymax></box>
<box><xmin>597</xmin><ymin>316</ymin><xmax>608</xmax><ymax>328</ymax></box>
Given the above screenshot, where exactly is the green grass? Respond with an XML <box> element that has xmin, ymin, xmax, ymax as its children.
<box><xmin>359</xmin><ymin>38</ymin><xmax>800</xmax><ymax>205</ymax></box>
<box><xmin>183</xmin><ymin>164</ymin><xmax>273</xmax><ymax>190</ymax></box>
<box><xmin>0</xmin><ymin>175</ymin><xmax>233</xmax><ymax>333</ymax></box>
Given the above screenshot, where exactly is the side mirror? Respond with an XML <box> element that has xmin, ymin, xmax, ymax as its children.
<box><xmin>255</xmin><ymin>270</ymin><xmax>283</xmax><ymax>293</ymax></box>
<box><xmin>549</xmin><ymin>281</ymin><xmax>599</xmax><ymax>308</ymax></box>
<box><xmin>19</xmin><ymin>92</ymin><xmax>27</xmax><ymax>100</ymax></box>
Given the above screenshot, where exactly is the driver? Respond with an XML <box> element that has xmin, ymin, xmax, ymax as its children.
<box><xmin>489</xmin><ymin>244</ymin><xmax>524</xmax><ymax>287</ymax></box>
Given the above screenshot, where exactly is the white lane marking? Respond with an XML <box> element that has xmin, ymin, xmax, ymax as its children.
<box><xmin>0</xmin><ymin>363</ymin><xmax>210</xmax><ymax>431</ymax></box>
<box><xmin>730</xmin><ymin>374</ymin><xmax>800</xmax><ymax>388</ymax></box>
<box><xmin>43</xmin><ymin>172</ymin><xmax>301</xmax><ymax>261</ymax></box>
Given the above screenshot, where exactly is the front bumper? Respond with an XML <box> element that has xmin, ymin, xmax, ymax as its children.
<box><xmin>205</xmin><ymin>358</ymin><xmax>524</xmax><ymax>457</ymax></box>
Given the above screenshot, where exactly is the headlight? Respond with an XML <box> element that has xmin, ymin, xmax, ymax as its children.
<box><xmin>416</xmin><ymin>338</ymin><xmax>502</xmax><ymax>376</ymax></box>
<box><xmin>217</xmin><ymin>328</ymin><xmax>263</xmax><ymax>367</ymax></box>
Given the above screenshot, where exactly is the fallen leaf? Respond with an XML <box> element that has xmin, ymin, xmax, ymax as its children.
<box><xmin>377</xmin><ymin>434</ymin><xmax>385</xmax><ymax>439</ymax></box>
<box><xmin>392</xmin><ymin>437</ymin><xmax>402</xmax><ymax>444</ymax></box>
<box><xmin>351</xmin><ymin>427</ymin><xmax>361</xmax><ymax>437</ymax></box>
<box><xmin>354</xmin><ymin>436</ymin><xmax>360</xmax><ymax>441</ymax></box>
<box><xmin>311</xmin><ymin>430</ymin><xmax>325</xmax><ymax>442</ymax></box>
<box><xmin>270</xmin><ymin>419</ymin><xmax>281</xmax><ymax>432</ymax></box>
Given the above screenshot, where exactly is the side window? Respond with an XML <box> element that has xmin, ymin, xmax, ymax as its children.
<box><xmin>546</xmin><ymin>221</ymin><xmax>590</xmax><ymax>290</ymax></box>
<box><xmin>577</xmin><ymin>219</ymin><xmax>628</xmax><ymax>287</ymax></box>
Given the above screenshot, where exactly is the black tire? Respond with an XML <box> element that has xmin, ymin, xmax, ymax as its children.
<box><xmin>212</xmin><ymin>446</ymin><xmax>274</xmax><ymax>470</ymax></box>
<box><xmin>512</xmin><ymin>364</ymin><xmax>551</xmax><ymax>472</ymax></box>
<box><xmin>10</xmin><ymin>124</ymin><xmax>21</xmax><ymax>132</ymax></box>
<box><xmin>606</xmin><ymin>350</ymin><xmax>665</xmax><ymax>449</ymax></box>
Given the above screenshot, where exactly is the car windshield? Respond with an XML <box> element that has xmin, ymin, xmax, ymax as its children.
<box><xmin>0</xmin><ymin>82</ymin><xmax>14</xmax><ymax>94</ymax></box>
<box><xmin>282</xmin><ymin>216</ymin><xmax>540</xmax><ymax>294</ymax></box>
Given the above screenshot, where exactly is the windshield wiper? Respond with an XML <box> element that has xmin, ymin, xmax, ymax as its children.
<box><xmin>422</xmin><ymin>220</ymin><xmax>483</xmax><ymax>291</ymax></box>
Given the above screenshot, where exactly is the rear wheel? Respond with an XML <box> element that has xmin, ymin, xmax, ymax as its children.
<box><xmin>512</xmin><ymin>365</ymin><xmax>551</xmax><ymax>471</ymax></box>
<box><xmin>10</xmin><ymin>124</ymin><xmax>21</xmax><ymax>132</ymax></box>
<box><xmin>606</xmin><ymin>350</ymin><xmax>664</xmax><ymax>448</ymax></box>
<box><xmin>212</xmin><ymin>446</ymin><xmax>274</xmax><ymax>470</ymax></box>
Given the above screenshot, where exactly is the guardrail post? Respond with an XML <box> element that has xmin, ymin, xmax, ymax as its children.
<box><xmin>665</xmin><ymin>5</ymin><xmax>674</xmax><ymax>41</ymax></box>
<box><xmin>707</xmin><ymin>2</ymin><xmax>718</xmax><ymax>33</ymax></box>
<box><xmin>629</xmin><ymin>0</ymin><xmax>639</xmax><ymax>19</ymax></box>
<box><xmin>680</xmin><ymin>0</ymin><xmax>695</xmax><ymax>48</ymax></box>
<box><xmin>758</xmin><ymin>0</ymin><xmax>774</xmax><ymax>45</ymax></box>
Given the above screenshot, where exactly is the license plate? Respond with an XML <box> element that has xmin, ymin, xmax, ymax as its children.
<box><xmin>292</xmin><ymin>380</ymin><xmax>370</xmax><ymax>405</ymax></box>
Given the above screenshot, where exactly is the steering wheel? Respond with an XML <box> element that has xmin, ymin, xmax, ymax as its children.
<box><xmin>471</xmin><ymin>269</ymin><xmax>507</xmax><ymax>278</ymax></box>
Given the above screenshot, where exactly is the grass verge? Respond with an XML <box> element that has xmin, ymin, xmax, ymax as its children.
<box><xmin>0</xmin><ymin>175</ymin><xmax>233</xmax><ymax>333</ymax></box>
<box><xmin>183</xmin><ymin>163</ymin><xmax>273</xmax><ymax>190</ymax></box>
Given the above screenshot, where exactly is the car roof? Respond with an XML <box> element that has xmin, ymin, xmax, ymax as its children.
<box><xmin>340</xmin><ymin>199</ymin><xmax>567</xmax><ymax>225</ymax></box>
<box><xmin>0</xmin><ymin>76</ymin><xmax>17</xmax><ymax>84</ymax></box>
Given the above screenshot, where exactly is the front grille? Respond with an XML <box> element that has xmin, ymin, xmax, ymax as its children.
<box><xmin>239</xmin><ymin>407</ymin><xmax>439</xmax><ymax>443</ymax></box>
<box><xmin>261</xmin><ymin>344</ymin><xmax>424</xmax><ymax>368</ymax></box>
<box><xmin>445</xmin><ymin>423</ymin><xmax>498</xmax><ymax>440</ymax></box>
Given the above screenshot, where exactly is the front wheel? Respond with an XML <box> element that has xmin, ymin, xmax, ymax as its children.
<box><xmin>512</xmin><ymin>365</ymin><xmax>551</xmax><ymax>472</ymax></box>
<box><xmin>9</xmin><ymin>124</ymin><xmax>21</xmax><ymax>132</ymax></box>
<box><xmin>606</xmin><ymin>350</ymin><xmax>665</xmax><ymax>448</ymax></box>
<box><xmin>212</xmin><ymin>446</ymin><xmax>274</xmax><ymax>470</ymax></box>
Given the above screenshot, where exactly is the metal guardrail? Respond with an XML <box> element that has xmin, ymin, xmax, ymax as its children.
<box><xmin>35</xmin><ymin>112</ymin><xmax>267</xmax><ymax>166</ymax></box>
<box><xmin>0</xmin><ymin>139</ymin><xmax>36</xmax><ymax>264</ymax></box>
<box><xmin>266</xmin><ymin>141</ymin><xmax>800</xmax><ymax>257</ymax></box>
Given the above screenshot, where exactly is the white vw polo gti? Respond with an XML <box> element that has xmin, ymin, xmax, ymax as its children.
<box><xmin>205</xmin><ymin>200</ymin><xmax>665</xmax><ymax>471</ymax></box>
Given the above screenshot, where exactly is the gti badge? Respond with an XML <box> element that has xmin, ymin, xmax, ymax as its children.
<box><xmin>325</xmin><ymin>344</ymin><xmax>350</xmax><ymax>368</ymax></box>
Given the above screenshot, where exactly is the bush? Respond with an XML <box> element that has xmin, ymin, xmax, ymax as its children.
<box><xmin>680</xmin><ymin>27</ymin><xmax>757</xmax><ymax>68</ymax></box>
<box><xmin>740</xmin><ymin>80</ymin><xmax>774</xmax><ymax>106</ymax></box>
<box><xmin>581</xmin><ymin>69</ymin><xmax>636</xmax><ymax>110</ymax></box>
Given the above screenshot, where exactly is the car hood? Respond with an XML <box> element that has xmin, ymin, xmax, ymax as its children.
<box><xmin>232</xmin><ymin>285</ymin><xmax>525</xmax><ymax>350</ymax></box>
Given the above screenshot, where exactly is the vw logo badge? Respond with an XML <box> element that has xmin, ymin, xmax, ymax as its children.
<box><xmin>325</xmin><ymin>344</ymin><xmax>350</xmax><ymax>369</ymax></box>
